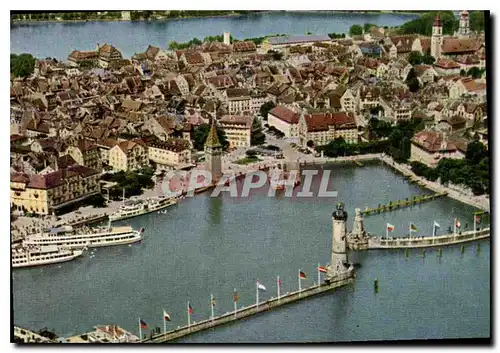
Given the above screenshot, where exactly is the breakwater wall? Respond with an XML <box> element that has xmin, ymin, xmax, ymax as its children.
<box><xmin>144</xmin><ymin>271</ymin><xmax>354</xmax><ymax>343</ymax></box>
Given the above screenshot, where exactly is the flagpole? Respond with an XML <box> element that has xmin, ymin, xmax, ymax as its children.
<box><xmin>386</xmin><ymin>224</ymin><xmax>388</xmax><ymax>239</ymax></box>
<box><xmin>256</xmin><ymin>281</ymin><xmax>259</xmax><ymax>308</ymax></box>
<box><xmin>473</xmin><ymin>214</ymin><xmax>477</xmax><ymax>237</ymax></box>
<box><xmin>277</xmin><ymin>276</ymin><xmax>280</xmax><ymax>302</ymax></box>
<box><xmin>187</xmin><ymin>302</ymin><xmax>191</xmax><ymax>329</ymax></box>
<box><xmin>210</xmin><ymin>294</ymin><xmax>214</xmax><ymax>322</ymax></box>
<box><xmin>453</xmin><ymin>217</ymin><xmax>456</xmax><ymax>236</ymax></box>
<box><xmin>317</xmin><ymin>263</ymin><xmax>320</xmax><ymax>287</ymax></box>
<box><xmin>138</xmin><ymin>317</ymin><xmax>142</xmax><ymax>342</ymax></box>
<box><xmin>298</xmin><ymin>269</ymin><xmax>301</xmax><ymax>293</ymax></box>
<box><xmin>163</xmin><ymin>310</ymin><xmax>166</xmax><ymax>334</ymax></box>
<box><xmin>233</xmin><ymin>288</ymin><xmax>237</xmax><ymax>319</ymax></box>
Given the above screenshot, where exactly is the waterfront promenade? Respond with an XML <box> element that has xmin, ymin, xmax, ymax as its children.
<box><xmin>368</xmin><ymin>228</ymin><xmax>490</xmax><ymax>249</ymax></box>
<box><xmin>11</xmin><ymin>152</ymin><xmax>489</xmax><ymax>238</ymax></box>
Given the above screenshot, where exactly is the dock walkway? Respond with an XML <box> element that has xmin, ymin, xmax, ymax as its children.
<box><xmin>368</xmin><ymin>228</ymin><xmax>490</xmax><ymax>249</ymax></box>
<box><xmin>143</xmin><ymin>271</ymin><xmax>354</xmax><ymax>343</ymax></box>
<box><xmin>360</xmin><ymin>192</ymin><xmax>447</xmax><ymax>216</ymax></box>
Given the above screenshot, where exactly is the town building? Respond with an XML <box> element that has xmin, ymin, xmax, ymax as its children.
<box><xmin>64</xmin><ymin>139</ymin><xmax>102</xmax><ymax>171</ymax></box>
<box><xmin>225</xmin><ymin>88</ymin><xmax>251</xmax><ymax>114</ymax></box>
<box><xmin>298</xmin><ymin>111</ymin><xmax>358</xmax><ymax>147</ymax></box>
<box><xmin>261</xmin><ymin>35</ymin><xmax>331</xmax><ymax>51</ymax></box>
<box><xmin>108</xmin><ymin>139</ymin><xmax>148</xmax><ymax>172</ymax></box>
<box><xmin>410</xmin><ymin>130</ymin><xmax>466</xmax><ymax>167</ymax></box>
<box><xmin>267</xmin><ymin>106</ymin><xmax>300</xmax><ymax>138</ymax></box>
<box><xmin>144</xmin><ymin>137</ymin><xmax>192</xmax><ymax>169</ymax></box>
<box><xmin>10</xmin><ymin>165</ymin><xmax>100</xmax><ymax>215</ymax></box>
<box><xmin>218</xmin><ymin>115</ymin><xmax>254</xmax><ymax>148</ymax></box>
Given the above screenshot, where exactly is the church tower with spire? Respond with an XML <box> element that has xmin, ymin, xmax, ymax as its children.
<box><xmin>457</xmin><ymin>10</ymin><xmax>471</xmax><ymax>38</ymax></box>
<box><xmin>204</xmin><ymin>118</ymin><xmax>223</xmax><ymax>184</ymax></box>
<box><xmin>431</xmin><ymin>14</ymin><xmax>443</xmax><ymax>59</ymax></box>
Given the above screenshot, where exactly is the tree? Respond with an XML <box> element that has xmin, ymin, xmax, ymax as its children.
<box><xmin>267</xmin><ymin>50</ymin><xmax>283</xmax><ymax>61</ymax></box>
<box><xmin>192</xmin><ymin>123</ymin><xmax>229</xmax><ymax>151</ymax></box>
<box><xmin>405</xmin><ymin>68</ymin><xmax>420</xmax><ymax>93</ymax></box>
<box><xmin>467</xmin><ymin>67</ymin><xmax>483</xmax><ymax>79</ymax></box>
<box><xmin>407</xmin><ymin>51</ymin><xmax>423</xmax><ymax>65</ymax></box>
<box><xmin>398</xmin><ymin>11</ymin><xmax>458</xmax><ymax>36</ymax></box>
<box><xmin>364</xmin><ymin>23</ymin><xmax>376</xmax><ymax>32</ymax></box>
<box><xmin>422</xmin><ymin>52</ymin><xmax>435</xmax><ymax>65</ymax></box>
<box><xmin>251</xmin><ymin>118</ymin><xmax>266</xmax><ymax>146</ymax></box>
<box><xmin>259</xmin><ymin>101</ymin><xmax>276</xmax><ymax>120</ymax></box>
<box><xmin>246</xmin><ymin>150</ymin><xmax>258</xmax><ymax>158</ymax></box>
<box><xmin>465</xmin><ymin>140</ymin><xmax>488</xmax><ymax>164</ymax></box>
<box><xmin>469</xmin><ymin>11</ymin><xmax>485</xmax><ymax>32</ymax></box>
<box><xmin>10</xmin><ymin>53</ymin><xmax>36</xmax><ymax>78</ymax></box>
<box><xmin>349</xmin><ymin>24</ymin><xmax>363</xmax><ymax>36</ymax></box>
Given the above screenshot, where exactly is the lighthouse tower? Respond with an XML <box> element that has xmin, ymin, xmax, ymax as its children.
<box><xmin>457</xmin><ymin>10</ymin><xmax>470</xmax><ymax>38</ymax></box>
<box><xmin>326</xmin><ymin>203</ymin><xmax>351</xmax><ymax>281</ymax></box>
<box><xmin>431</xmin><ymin>15</ymin><xmax>443</xmax><ymax>59</ymax></box>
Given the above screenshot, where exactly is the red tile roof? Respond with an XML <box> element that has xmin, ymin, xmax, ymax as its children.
<box><xmin>11</xmin><ymin>165</ymin><xmax>99</xmax><ymax>190</ymax></box>
<box><xmin>434</xmin><ymin>58</ymin><xmax>460</xmax><ymax>69</ymax></box>
<box><xmin>268</xmin><ymin>106</ymin><xmax>300</xmax><ymax>124</ymax></box>
<box><xmin>232</xmin><ymin>41</ymin><xmax>257</xmax><ymax>52</ymax></box>
<box><xmin>304</xmin><ymin>112</ymin><xmax>356</xmax><ymax>132</ymax></box>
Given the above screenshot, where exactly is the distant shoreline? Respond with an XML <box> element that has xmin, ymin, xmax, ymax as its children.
<box><xmin>10</xmin><ymin>10</ymin><xmax>420</xmax><ymax>25</ymax></box>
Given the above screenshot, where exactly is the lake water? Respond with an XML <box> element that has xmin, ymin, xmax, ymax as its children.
<box><xmin>12</xmin><ymin>163</ymin><xmax>490</xmax><ymax>342</ymax></box>
<box><xmin>10</xmin><ymin>11</ymin><xmax>418</xmax><ymax>60</ymax></box>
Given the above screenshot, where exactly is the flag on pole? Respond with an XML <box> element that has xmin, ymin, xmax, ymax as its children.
<box><xmin>233</xmin><ymin>290</ymin><xmax>238</xmax><ymax>302</ymax></box>
<box><xmin>475</xmin><ymin>215</ymin><xmax>481</xmax><ymax>223</ymax></box>
<box><xmin>410</xmin><ymin>223</ymin><xmax>418</xmax><ymax>232</ymax></box>
<box><xmin>277</xmin><ymin>277</ymin><xmax>281</xmax><ymax>286</ymax></box>
<box><xmin>387</xmin><ymin>223</ymin><xmax>395</xmax><ymax>232</ymax></box>
<box><xmin>456</xmin><ymin>219</ymin><xmax>461</xmax><ymax>228</ymax></box>
<box><xmin>139</xmin><ymin>319</ymin><xmax>148</xmax><ymax>329</ymax></box>
<box><xmin>299</xmin><ymin>270</ymin><xmax>307</xmax><ymax>279</ymax></box>
<box><xmin>257</xmin><ymin>282</ymin><xmax>267</xmax><ymax>291</ymax></box>
<box><xmin>318</xmin><ymin>265</ymin><xmax>328</xmax><ymax>273</ymax></box>
<box><xmin>211</xmin><ymin>297</ymin><xmax>216</xmax><ymax>307</ymax></box>
<box><xmin>188</xmin><ymin>303</ymin><xmax>194</xmax><ymax>315</ymax></box>
<box><xmin>434</xmin><ymin>221</ymin><xmax>440</xmax><ymax>229</ymax></box>
<box><xmin>163</xmin><ymin>310</ymin><xmax>171</xmax><ymax>321</ymax></box>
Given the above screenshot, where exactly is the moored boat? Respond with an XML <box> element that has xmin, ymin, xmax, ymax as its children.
<box><xmin>12</xmin><ymin>245</ymin><xmax>84</xmax><ymax>268</ymax></box>
<box><xmin>23</xmin><ymin>224</ymin><xmax>144</xmax><ymax>249</ymax></box>
<box><xmin>109</xmin><ymin>193</ymin><xmax>177</xmax><ymax>222</ymax></box>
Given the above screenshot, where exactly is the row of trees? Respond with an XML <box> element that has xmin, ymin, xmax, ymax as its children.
<box><xmin>410</xmin><ymin>140</ymin><xmax>489</xmax><ymax>195</ymax></box>
<box><xmin>316</xmin><ymin>119</ymin><xmax>421</xmax><ymax>161</ymax></box>
<box><xmin>398</xmin><ymin>11</ymin><xmax>485</xmax><ymax>36</ymax></box>
<box><xmin>102</xmin><ymin>167</ymin><xmax>156</xmax><ymax>200</ymax></box>
<box><xmin>328</xmin><ymin>32</ymin><xmax>346</xmax><ymax>39</ymax></box>
<box><xmin>460</xmin><ymin>67</ymin><xmax>486</xmax><ymax>79</ymax></box>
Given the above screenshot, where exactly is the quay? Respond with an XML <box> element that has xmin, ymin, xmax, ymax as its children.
<box><xmin>144</xmin><ymin>271</ymin><xmax>354</xmax><ymax>343</ymax></box>
<box><xmin>368</xmin><ymin>228</ymin><xmax>490</xmax><ymax>249</ymax></box>
<box><xmin>66</xmin><ymin>213</ymin><xmax>109</xmax><ymax>227</ymax></box>
<box><xmin>360</xmin><ymin>192</ymin><xmax>447</xmax><ymax>216</ymax></box>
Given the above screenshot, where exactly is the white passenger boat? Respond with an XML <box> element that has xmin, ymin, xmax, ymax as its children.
<box><xmin>23</xmin><ymin>224</ymin><xmax>144</xmax><ymax>249</ymax></box>
<box><xmin>109</xmin><ymin>191</ymin><xmax>177</xmax><ymax>222</ymax></box>
<box><xmin>12</xmin><ymin>245</ymin><xmax>84</xmax><ymax>268</ymax></box>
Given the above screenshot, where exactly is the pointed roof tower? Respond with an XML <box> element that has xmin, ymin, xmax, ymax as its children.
<box><xmin>433</xmin><ymin>14</ymin><xmax>441</xmax><ymax>27</ymax></box>
<box><xmin>205</xmin><ymin>117</ymin><xmax>221</xmax><ymax>148</ymax></box>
